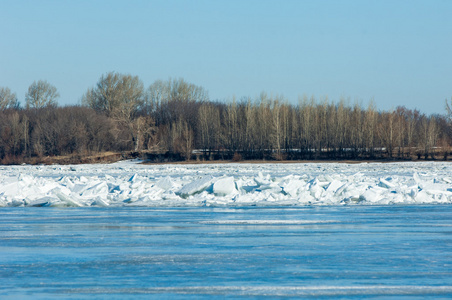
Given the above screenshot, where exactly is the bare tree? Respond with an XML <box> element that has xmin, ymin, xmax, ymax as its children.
<box><xmin>446</xmin><ymin>98</ymin><xmax>452</xmax><ymax>142</ymax></box>
<box><xmin>0</xmin><ymin>87</ymin><xmax>19</xmax><ymax>111</ymax></box>
<box><xmin>222</xmin><ymin>98</ymin><xmax>239</xmax><ymax>155</ymax></box>
<box><xmin>446</xmin><ymin>97</ymin><xmax>452</xmax><ymax>121</ymax></box>
<box><xmin>82</xmin><ymin>72</ymin><xmax>145</xmax><ymax>150</ymax></box>
<box><xmin>418</xmin><ymin>115</ymin><xmax>440</xmax><ymax>159</ymax></box>
<box><xmin>244</xmin><ymin>98</ymin><xmax>257</xmax><ymax>156</ymax></box>
<box><xmin>427</xmin><ymin>117</ymin><xmax>440</xmax><ymax>158</ymax></box>
<box><xmin>271</xmin><ymin>97</ymin><xmax>282</xmax><ymax>158</ymax></box>
<box><xmin>363</xmin><ymin>101</ymin><xmax>377</xmax><ymax>158</ymax></box>
<box><xmin>269</xmin><ymin>96</ymin><xmax>290</xmax><ymax>159</ymax></box>
<box><xmin>298</xmin><ymin>95</ymin><xmax>315</xmax><ymax>159</ymax></box>
<box><xmin>146</xmin><ymin>78</ymin><xmax>208</xmax><ymax>127</ymax></box>
<box><xmin>350</xmin><ymin>102</ymin><xmax>364</xmax><ymax>157</ymax></box>
<box><xmin>25</xmin><ymin>80</ymin><xmax>59</xmax><ymax>109</ymax></box>
<box><xmin>170</xmin><ymin>119</ymin><xmax>194</xmax><ymax>160</ymax></box>
<box><xmin>82</xmin><ymin>72</ymin><xmax>144</xmax><ymax>119</ymax></box>
<box><xmin>312</xmin><ymin>97</ymin><xmax>328</xmax><ymax>158</ymax></box>
<box><xmin>378</xmin><ymin>110</ymin><xmax>397</xmax><ymax>158</ymax></box>
<box><xmin>198</xmin><ymin>103</ymin><xmax>220</xmax><ymax>158</ymax></box>
<box><xmin>0</xmin><ymin>112</ymin><xmax>22</xmax><ymax>157</ymax></box>
<box><xmin>394</xmin><ymin>107</ymin><xmax>407</xmax><ymax>158</ymax></box>
<box><xmin>335</xmin><ymin>98</ymin><xmax>350</xmax><ymax>156</ymax></box>
<box><xmin>405</xmin><ymin>108</ymin><xmax>418</xmax><ymax>158</ymax></box>
<box><xmin>280</xmin><ymin>101</ymin><xmax>292</xmax><ymax>154</ymax></box>
<box><xmin>256</xmin><ymin>93</ymin><xmax>272</xmax><ymax>158</ymax></box>
<box><xmin>132</xmin><ymin>116</ymin><xmax>156</xmax><ymax>151</ymax></box>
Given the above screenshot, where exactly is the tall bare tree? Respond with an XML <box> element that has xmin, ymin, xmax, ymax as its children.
<box><xmin>82</xmin><ymin>72</ymin><xmax>146</xmax><ymax>150</ymax></box>
<box><xmin>378</xmin><ymin>111</ymin><xmax>397</xmax><ymax>158</ymax></box>
<box><xmin>298</xmin><ymin>95</ymin><xmax>315</xmax><ymax>158</ymax></box>
<box><xmin>363</xmin><ymin>101</ymin><xmax>377</xmax><ymax>157</ymax></box>
<box><xmin>146</xmin><ymin>78</ymin><xmax>208</xmax><ymax>127</ymax></box>
<box><xmin>198</xmin><ymin>103</ymin><xmax>220</xmax><ymax>158</ymax></box>
<box><xmin>418</xmin><ymin>115</ymin><xmax>440</xmax><ymax>159</ymax></box>
<box><xmin>446</xmin><ymin>97</ymin><xmax>452</xmax><ymax>121</ymax></box>
<box><xmin>170</xmin><ymin>119</ymin><xmax>194</xmax><ymax>160</ymax></box>
<box><xmin>25</xmin><ymin>80</ymin><xmax>59</xmax><ymax>109</ymax></box>
<box><xmin>0</xmin><ymin>87</ymin><xmax>19</xmax><ymax>111</ymax></box>
<box><xmin>222</xmin><ymin>98</ymin><xmax>239</xmax><ymax>154</ymax></box>
<box><xmin>82</xmin><ymin>72</ymin><xmax>144</xmax><ymax>119</ymax></box>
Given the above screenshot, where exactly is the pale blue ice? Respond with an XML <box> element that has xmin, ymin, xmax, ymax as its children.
<box><xmin>1</xmin><ymin>206</ymin><xmax>452</xmax><ymax>299</ymax></box>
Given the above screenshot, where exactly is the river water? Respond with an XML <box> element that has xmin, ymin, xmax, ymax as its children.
<box><xmin>1</xmin><ymin>206</ymin><xmax>451</xmax><ymax>299</ymax></box>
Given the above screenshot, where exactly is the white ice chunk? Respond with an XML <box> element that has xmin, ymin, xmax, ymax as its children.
<box><xmin>176</xmin><ymin>175</ymin><xmax>214</xmax><ymax>198</ymax></box>
<box><xmin>360</xmin><ymin>188</ymin><xmax>384</xmax><ymax>203</ymax></box>
<box><xmin>213</xmin><ymin>177</ymin><xmax>237</xmax><ymax>196</ymax></box>
<box><xmin>281</xmin><ymin>179</ymin><xmax>305</xmax><ymax>197</ymax></box>
<box><xmin>27</xmin><ymin>197</ymin><xmax>53</xmax><ymax>207</ymax></box>
<box><xmin>308</xmin><ymin>178</ymin><xmax>325</xmax><ymax>199</ymax></box>
<box><xmin>155</xmin><ymin>176</ymin><xmax>175</xmax><ymax>191</ymax></box>
<box><xmin>415</xmin><ymin>190</ymin><xmax>435</xmax><ymax>203</ymax></box>
<box><xmin>326</xmin><ymin>180</ymin><xmax>345</xmax><ymax>194</ymax></box>
<box><xmin>254</xmin><ymin>172</ymin><xmax>271</xmax><ymax>185</ymax></box>
<box><xmin>443</xmin><ymin>177</ymin><xmax>452</xmax><ymax>184</ymax></box>
<box><xmin>80</xmin><ymin>181</ymin><xmax>109</xmax><ymax>197</ymax></box>
<box><xmin>379</xmin><ymin>178</ymin><xmax>396</xmax><ymax>188</ymax></box>
<box><xmin>91</xmin><ymin>197</ymin><xmax>110</xmax><ymax>207</ymax></box>
<box><xmin>56</xmin><ymin>192</ymin><xmax>82</xmax><ymax>207</ymax></box>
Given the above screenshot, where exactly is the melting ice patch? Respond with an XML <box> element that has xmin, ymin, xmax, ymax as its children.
<box><xmin>0</xmin><ymin>160</ymin><xmax>451</xmax><ymax>207</ymax></box>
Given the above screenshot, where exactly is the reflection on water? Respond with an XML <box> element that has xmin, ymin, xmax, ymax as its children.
<box><xmin>1</xmin><ymin>206</ymin><xmax>452</xmax><ymax>299</ymax></box>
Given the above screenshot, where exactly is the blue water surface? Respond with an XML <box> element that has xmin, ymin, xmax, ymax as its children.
<box><xmin>1</xmin><ymin>205</ymin><xmax>451</xmax><ymax>299</ymax></box>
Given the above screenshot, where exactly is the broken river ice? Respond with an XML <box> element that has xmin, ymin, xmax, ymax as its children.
<box><xmin>0</xmin><ymin>160</ymin><xmax>451</xmax><ymax>207</ymax></box>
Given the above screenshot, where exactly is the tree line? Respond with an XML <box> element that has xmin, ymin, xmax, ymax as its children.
<box><xmin>1</xmin><ymin>72</ymin><xmax>451</xmax><ymax>164</ymax></box>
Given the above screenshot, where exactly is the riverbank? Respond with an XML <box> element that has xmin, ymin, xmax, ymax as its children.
<box><xmin>2</xmin><ymin>149</ymin><xmax>451</xmax><ymax>166</ymax></box>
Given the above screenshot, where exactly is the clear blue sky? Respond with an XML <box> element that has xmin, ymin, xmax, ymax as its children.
<box><xmin>1</xmin><ymin>0</ymin><xmax>451</xmax><ymax>115</ymax></box>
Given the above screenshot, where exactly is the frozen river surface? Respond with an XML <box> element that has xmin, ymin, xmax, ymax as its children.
<box><xmin>1</xmin><ymin>206</ymin><xmax>452</xmax><ymax>299</ymax></box>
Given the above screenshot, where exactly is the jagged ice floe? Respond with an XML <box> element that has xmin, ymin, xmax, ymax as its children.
<box><xmin>0</xmin><ymin>160</ymin><xmax>451</xmax><ymax>207</ymax></box>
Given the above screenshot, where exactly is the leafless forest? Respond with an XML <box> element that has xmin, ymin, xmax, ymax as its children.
<box><xmin>1</xmin><ymin>73</ymin><xmax>451</xmax><ymax>164</ymax></box>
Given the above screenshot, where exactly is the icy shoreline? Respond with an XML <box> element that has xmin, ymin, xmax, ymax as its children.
<box><xmin>0</xmin><ymin>160</ymin><xmax>451</xmax><ymax>207</ymax></box>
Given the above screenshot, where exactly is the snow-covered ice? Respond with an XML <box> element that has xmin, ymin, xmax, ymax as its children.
<box><xmin>0</xmin><ymin>160</ymin><xmax>451</xmax><ymax>207</ymax></box>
